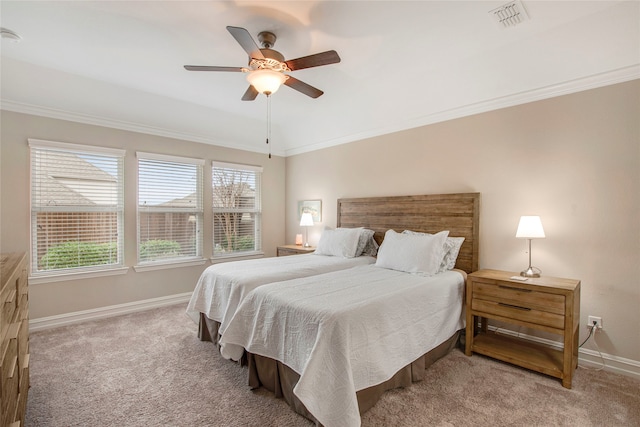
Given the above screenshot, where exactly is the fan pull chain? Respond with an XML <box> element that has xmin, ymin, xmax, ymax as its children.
<box><xmin>266</xmin><ymin>94</ymin><xmax>272</xmax><ymax>159</ymax></box>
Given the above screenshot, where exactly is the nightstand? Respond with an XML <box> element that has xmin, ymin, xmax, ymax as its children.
<box><xmin>276</xmin><ymin>244</ymin><xmax>316</xmax><ymax>257</ymax></box>
<box><xmin>465</xmin><ymin>269</ymin><xmax>580</xmax><ymax>388</ymax></box>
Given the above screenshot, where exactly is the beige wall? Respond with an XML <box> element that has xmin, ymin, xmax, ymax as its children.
<box><xmin>0</xmin><ymin>111</ymin><xmax>285</xmax><ymax>318</ymax></box>
<box><xmin>285</xmin><ymin>80</ymin><xmax>640</xmax><ymax>363</ymax></box>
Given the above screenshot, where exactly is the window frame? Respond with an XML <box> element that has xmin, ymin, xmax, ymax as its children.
<box><xmin>211</xmin><ymin>161</ymin><xmax>263</xmax><ymax>260</ymax></box>
<box><xmin>28</xmin><ymin>139</ymin><xmax>127</xmax><ymax>283</ymax></box>
<box><xmin>134</xmin><ymin>152</ymin><xmax>205</xmax><ymax>271</ymax></box>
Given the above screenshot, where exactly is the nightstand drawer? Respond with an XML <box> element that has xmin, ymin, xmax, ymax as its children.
<box><xmin>472</xmin><ymin>280</ymin><xmax>565</xmax><ymax>315</ymax></box>
<box><xmin>471</xmin><ymin>298</ymin><xmax>565</xmax><ymax>330</ymax></box>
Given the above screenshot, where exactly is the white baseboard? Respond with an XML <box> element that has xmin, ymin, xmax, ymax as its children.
<box><xmin>577</xmin><ymin>347</ymin><xmax>640</xmax><ymax>379</ymax></box>
<box><xmin>29</xmin><ymin>292</ymin><xmax>192</xmax><ymax>332</ymax></box>
<box><xmin>487</xmin><ymin>326</ymin><xmax>640</xmax><ymax>380</ymax></box>
<box><xmin>30</xmin><ymin>297</ymin><xmax>640</xmax><ymax>380</ymax></box>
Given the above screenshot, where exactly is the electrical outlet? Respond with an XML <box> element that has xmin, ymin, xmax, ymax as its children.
<box><xmin>588</xmin><ymin>316</ymin><xmax>603</xmax><ymax>330</ymax></box>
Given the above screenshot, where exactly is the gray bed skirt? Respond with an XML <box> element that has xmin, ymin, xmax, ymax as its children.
<box><xmin>198</xmin><ymin>313</ymin><xmax>461</xmax><ymax>425</ymax></box>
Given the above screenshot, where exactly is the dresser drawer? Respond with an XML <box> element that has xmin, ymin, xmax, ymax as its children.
<box><xmin>16</xmin><ymin>356</ymin><xmax>30</xmax><ymax>423</ymax></box>
<box><xmin>472</xmin><ymin>280</ymin><xmax>565</xmax><ymax>315</ymax></box>
<box><xmin>20</xmin><ymin>353</ymin><xmax>30</xmax><ymax>394</ymax></box>
<box><xmin>471</xmin><ymin>298</ymin><xmax>565</xmax><ymax>330</ymax></box>
<box><xmin>1</xmin><ymin>287</ymin><xmax>17</xmax><ymax>337</ymax></box>
<box><xmin>1</xmin><ymin>252</ymin><xmax>29</xmax><ymax>425</ymax></box>
<box><xmin>2</xmin><ymin>323</ymin><xmax>19</xmax><ymax>380</ymax></box>
<box><xmin>2</xmin><ymin>324</ymin><xmax>19</xmax><ymax>419</ymax></box>
<box><xmin>18</xmin><ymin>319</ymin><xmax>29</xmax><ymax>367</ymax></box>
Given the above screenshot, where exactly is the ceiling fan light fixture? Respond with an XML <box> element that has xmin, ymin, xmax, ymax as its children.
<box><xmin>246</xmin><ymin>69</ymin><xmax>287</xmax><ymax>95</ymax></box>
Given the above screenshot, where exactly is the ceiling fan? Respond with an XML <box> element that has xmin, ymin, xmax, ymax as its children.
<box><xmin>184</xmin><ymin>26</ymin><xmax>341</xmax><ymax>100</ymax></box>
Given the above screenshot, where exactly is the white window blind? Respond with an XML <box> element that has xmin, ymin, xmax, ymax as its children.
<box><xmin>137</xmin><ymin>152</ymin><xmax>204</xmax><ymax>264</ymax></box>
<box><xmin>29</xmin><ymin>139</ymin><xmax>125</xmax><ymax>274</ymax></box>
<box><xmin>212</xmin><ymin>161</ymin><xmax>262</xmax><ymax>257</ymax></box>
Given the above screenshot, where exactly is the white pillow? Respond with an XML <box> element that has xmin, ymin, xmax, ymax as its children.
<box><xmin>402</xmin><ymin>231</ymin><xmax>465</xmax><ymax>272</ymax></box>
<box><xmin>314</xmin><ymin>227</ymin><xmax>362</xmax><ymax>258</ymax></box>
<box><xmin>376</xmin><ymin>229</ymin><xmax>449</xmax><ymax>275</ymax></box>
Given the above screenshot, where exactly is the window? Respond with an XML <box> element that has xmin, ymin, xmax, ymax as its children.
<box><xmin>29</xmin><ymin>139</ymin><xmax>125</xmax><ymax>276</ymax></box>
<box><xmin>137</xmin><ymin>152</ymin><xmax>204</xmax><ymax>266</ymax></box>
<box><xmin>212</xmin><ymin>161</ymin><xmax>262</xmax><ymax>258</ymax></box>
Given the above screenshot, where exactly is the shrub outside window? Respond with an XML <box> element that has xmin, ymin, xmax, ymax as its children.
<box><xmin>29</xmin><ymin>139</ymin><xmax>125</xmax><ymax>276</ymax></box>
<box><xmin>137</xmin><ymin>152</ymin><xmax>204</xmax><ymax>265</ymax></box>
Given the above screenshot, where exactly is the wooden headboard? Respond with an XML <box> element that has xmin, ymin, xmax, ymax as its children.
<box><xmin>337</xmin><ymin>193</ymin><xmax>480</xmax><ymax>273</ymax></box>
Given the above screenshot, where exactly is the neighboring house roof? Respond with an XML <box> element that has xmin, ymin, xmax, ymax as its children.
<box><xmin>34</xmin><ymin>151</ymin><xmax>257</xmax><ymax>209</ymax></box>
<box><xmin>33</xmin><ymin>151</ymin><xmax>118</xmax><ymax>207</ymax></box>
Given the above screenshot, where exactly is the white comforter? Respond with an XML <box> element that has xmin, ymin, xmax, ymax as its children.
<box><xmin>219</xmin><ymin>265</ymin><xmax>465</xmax><ymax>427</ymax></box>
<box><xmin>186</xmin><ymin>253</ymin><xmax>376</xmax><ymax>334</ymax></box>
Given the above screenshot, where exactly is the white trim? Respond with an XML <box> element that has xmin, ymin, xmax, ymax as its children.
<box><xmin>28</xmin><ymin>138</ymin><xmax>126</xmax><ymax>156</ymax></box>
<box><xmin>211</xmin><ymin>160</ymin><xmax>263</xmax><ymax>172</ymax></box>
<box><xmin>210</xmin><ymin>251</ymin><xmax>264</xmax><ymax>264</ymax></box>
<box><xmin>29</xmin><ymin>292</ymin><xmax>192</xmax><ymax>332</ymax></box>
<box><xmin>136</xmin><ymin>151</ymin><xmax>205</xmax><ymax>165</ymax></box>
<box><xmin>29</xmin><ymin>266</ymin><xmax>129</xmax><ymax>285</ymax></box>
<box><xmin>133</xmin><ymin>257</ymin><xmax>207</xmax><ymax>272</ymax></box>
<box><xmin>487</xmin><ymin>326</ymin><xmax>640</xmax><ymax>380</ymax></box>
<box><xmin>578</xmin><ymin>347</ymin><xmax>640</xmax><ymax>378</ymax></box>
<box><xmin>7</xmin><ymin>67</ymin><xmax>637</xmax><ymax>158</ymax></box>
<box><xmin>3</xmin><ymin>101</ymin><xmax>286</xmax><ymax>157</ymax></box>
<box><xmin>27</xmin><ymin>294</ymin><xmax>640</xmax><ymax>380</ymax></box>
<box><xmin>285</xmin><ymin>65</ymin><xmax>640</xmax><ymax>157</ymax></box>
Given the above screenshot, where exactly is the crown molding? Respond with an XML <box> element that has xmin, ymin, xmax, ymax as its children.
<box><xmin>2</xmin><ymin>65</ymin><xmax>638</xmax><ymax>158</ymax></box>
<box><xmin>285</xmin><ymin>65</ymin><xmax>640</xmax><ymax>157</ymax></box>
<box><xmin>0</xmin><ymin>100</ymin><xmax>286</xmax><ymax>157</ymax></box>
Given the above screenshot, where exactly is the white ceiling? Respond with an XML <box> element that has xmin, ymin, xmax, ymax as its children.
<box><xmin>1</xmin><ymin>1</ymin><xmax>639</xmax><ymax>157</ymax></box>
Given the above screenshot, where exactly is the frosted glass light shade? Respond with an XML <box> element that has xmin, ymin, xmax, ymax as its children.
<box><xmin>516</xmin><ymin>216</ymin><xmax>545</xmax><ymax>239</ymax></box>
<box><xmin>246</xmin><ymin>69</ymin><xmax>286</xmax><ymax>95</ymax></box>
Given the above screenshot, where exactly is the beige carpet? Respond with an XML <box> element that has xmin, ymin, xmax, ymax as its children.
<box><xmin>25</xmin><ymin>304</ymin><xmax>640</xmax><ymax>427</ymax></box>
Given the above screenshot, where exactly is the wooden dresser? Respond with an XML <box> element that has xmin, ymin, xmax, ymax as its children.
<box><xmin>1</xmin><ymin>252</ymin><xmax>30</xmax><ymax>426</ymax></box>
<box><xmin>465</xmin><ymin>269</ymin><xmax>580</xmax><ymax>388</ymax></box>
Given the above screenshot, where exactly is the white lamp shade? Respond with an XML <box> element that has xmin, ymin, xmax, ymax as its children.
<box><xmin>246</xmin><ymin>69</ymin><xmax>286</xmax><ymax>94</ymax></box>
<box><xmin>300</xmin><ymin>212</ymin><xmax>314</xmax><ymax>227</ymax></box>
<box><xmin>516</xmin><ymin>216</ymin><xmax>545</xmax><ymax>239</ymax></box>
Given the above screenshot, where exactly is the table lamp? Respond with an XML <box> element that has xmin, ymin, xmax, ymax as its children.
<box><xmin>300</xmin><ymin>212</ymin><xmax>314</xmax><ymax>247</ymax></box>
<box><xmin>516</xmin><ymin>215</ymin><xmax>545</xmax><ymax>277</ymax></box>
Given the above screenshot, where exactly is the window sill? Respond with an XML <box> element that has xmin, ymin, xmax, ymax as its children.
<box><xmin>210</xmin><ymin>251</ymin><xmax>265</xmax><ymax>264</ymax></box>
<box><xmin>29</xmin><ymin>266</ymin><xmax>129</xmax><ymax>285</ymax></box>
<box><xmin>133</xmin><ymin>257</ymin><xmax>207</xmax><ymax>272</ymax></box>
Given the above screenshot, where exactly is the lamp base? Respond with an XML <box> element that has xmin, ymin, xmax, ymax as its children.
<box><xmin>520</xmin><ymin>266</ymin><xmax>541</xmax><ymax>278</ymax></box>
<box><xmin>303</xmin><ymin>243</ymin><xmax>311</xmax><ymax>248</ymax></box>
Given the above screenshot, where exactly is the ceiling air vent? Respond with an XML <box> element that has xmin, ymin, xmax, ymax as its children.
<box><xmin>489</xmin><ymin>0</ymin><xmax>529</xmax><ymax>28</ymax></box>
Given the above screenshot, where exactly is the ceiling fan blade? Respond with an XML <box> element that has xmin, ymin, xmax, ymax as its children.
<box><xmin>241</xmin><ymin>85</ymin><xmax>259</xmax><ymax>101</ymax></box>
<box><xmin>284</xmin><ymin>76</ymin><xmax>324</xmax><ymax>98</ymax></box>
<box><xmin>184</xmin><ymin>65</ymin><xmax>244</xmax><ymax>72</ymax></box>
<box><xmin>226</xmin><ymin>26</ymin><xmax>265</xmax><ymax>59</ymax></box>
<box><xmin>285</xmin><ymin>50</ymin><xmax>341</xmax><ymax>71</ymax></box>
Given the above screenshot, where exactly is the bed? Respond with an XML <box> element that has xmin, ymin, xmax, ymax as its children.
<box><xmin>216</xmin><ymin>193</ymin><xmax>480</xmax><ymax>427</ymax></box>
<box><xmin>186</xmin><ymin>231</ymin><xmax>377</xmax><ymax>346</ymax></box>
